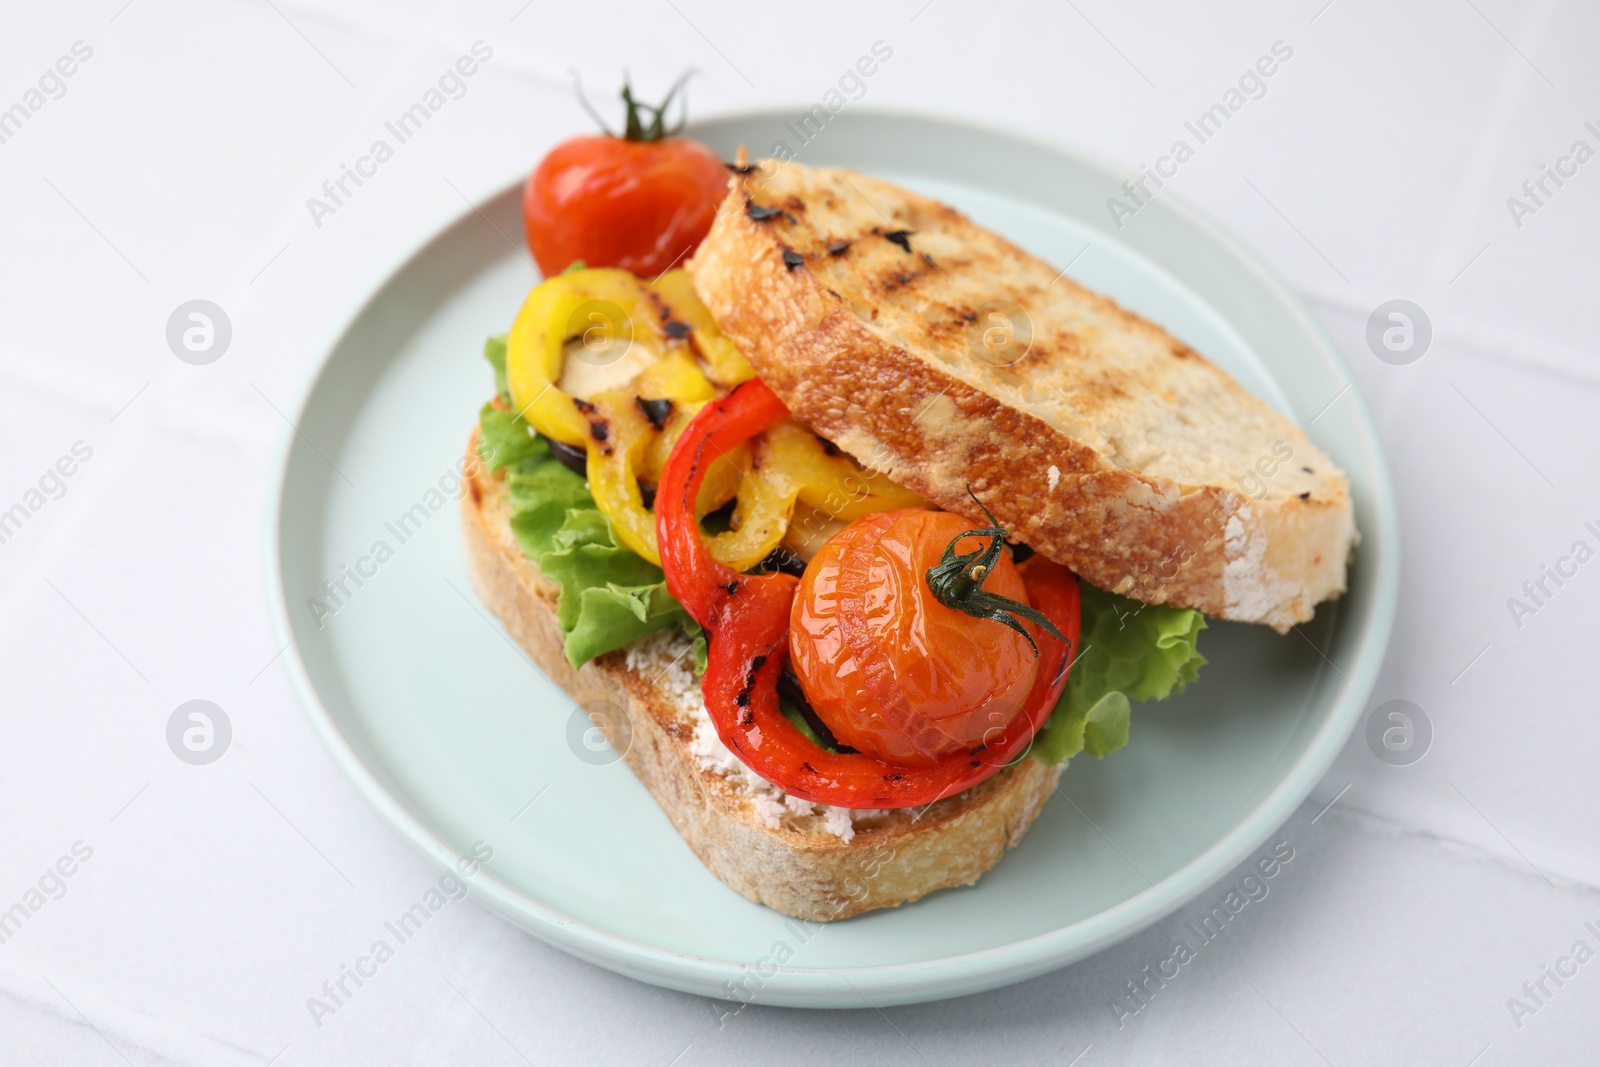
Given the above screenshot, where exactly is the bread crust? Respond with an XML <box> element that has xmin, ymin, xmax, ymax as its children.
<box><xmin>461</xmin><ymin>430</ymin><xmax>1064</xmax><ymax>921</ymax></box>
<box><xmin>689</xmin><ymin>164</ymin><xmax>1356</xmax><ymax>629</ymax></box>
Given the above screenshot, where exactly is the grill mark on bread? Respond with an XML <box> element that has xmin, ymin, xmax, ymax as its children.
<box><xmin>745</xmin><ymin>198</ymin><xmax>784</xmax><ymax>222</ymax></box>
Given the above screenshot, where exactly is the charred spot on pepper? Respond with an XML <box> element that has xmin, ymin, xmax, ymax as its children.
<box><xmin>722</xmin><ymin>581</ymin><xmax>739</xmax><ymax>595</ymax></box>
<box><xmin>735</xmin><ymin>692</ymin><xmax>750</xmax><ymax>707</ymax></box>
<box><xmin>802</xmin><ymin>762</ymin><xmax>817</xmax><ymax>774</ymax></box>
<box><xmin>782</xmin><ymin>249</ymin><xmax>805</xmax><ymax>271</ymax></box>
<box><xmin>588</xmin><ymin>419</ymin><xmax>609</xmax><ymax>444</ymax></box>
<box><xmin>636</xmin><ymin>396</ymin><xmax>673</xmax><ymax>430</ymax></box>
<box><xmin>750</xmin><ymin>654</ymin><xmax>768</xmax><ymax>671</ymax></box>
<box><xmin>642</xmin><ymin>289</ymin><xmax>670</xmax><ymax>321</ymax></box>
<box><xmin>662</xmin><ymin>320</ymin><xmax>691</xmax><ymax>341</ymax></box>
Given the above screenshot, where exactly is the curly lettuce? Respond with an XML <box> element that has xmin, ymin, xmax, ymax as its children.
<box><xmin>476</xmin><ymin>336</ymin><xmax>702</xmax><ymax>670</ymax></box>
<box><xmin>1032</xmin><ymin>585</ymin><xmax>1207</xmax><ymax>763</ymax></box>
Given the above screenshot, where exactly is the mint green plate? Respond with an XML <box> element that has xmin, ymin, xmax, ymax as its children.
<box><xmin>267</xmin><ymin>111</ymin><xmax>1396</xmax><ymax>1008</ymax></box>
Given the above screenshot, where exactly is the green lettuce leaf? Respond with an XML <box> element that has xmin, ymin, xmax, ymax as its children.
<box><xmin>484</xmin><ymin>334</ymin><xmax>510</xmax><ymax>403</ymax></box>
<box><xmin>477</xmin><ymin>402</ymin><xmax>543</xmax><ymax>472</ymax></box>
<box><xmin>780</xmin><ymin>700</ymin><xmax>830</xmax><ymax>749</ymax></box>
<box><xmin>1032</xmin><ymin>585</ymin><xmax>1207</xmax><ymax>763</ymax></box>
<box><xmin>480</xmin><ymin>390</ymin><xmax>697</xmax><ymax>669</ymax></box>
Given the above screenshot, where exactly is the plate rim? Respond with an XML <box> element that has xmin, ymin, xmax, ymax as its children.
<box><xmin>264</xmin><ymin>106</ymin><xmax>1399</xmax><ymax>1008</ymax></box>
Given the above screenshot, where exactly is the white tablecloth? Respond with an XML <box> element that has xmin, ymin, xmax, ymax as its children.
<box><xmin>2</xmin><ymin>1</ymin><xmax>1596</xmax><ymax>1063</ymax></box>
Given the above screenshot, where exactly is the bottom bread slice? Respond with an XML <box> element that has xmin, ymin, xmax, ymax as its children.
<box><xmin>461</xmin><ymin>430</ymin><xmax>1065</xmax><ymax>921</ymax></box>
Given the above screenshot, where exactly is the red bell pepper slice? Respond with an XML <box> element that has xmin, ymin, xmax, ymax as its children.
<box><xmin>657</xmin><ymin>379</ymin><xmax>1080</xmax><ymax>809</ymax></box>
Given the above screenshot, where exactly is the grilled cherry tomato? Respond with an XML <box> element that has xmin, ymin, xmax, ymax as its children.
<box><xmin>789</xmin><ymin>510</ymin><xmax>1040</xmax><ymax>766</ymax></box>
<box><xmin>657</xmin><ymin>380</ymin><xmax>1080</xmax><ymax>810</ymax></box>
<box><xmin>523</xmin><ymin>77</ymin><xmax>728</xmax><ymax>278</ymax></box>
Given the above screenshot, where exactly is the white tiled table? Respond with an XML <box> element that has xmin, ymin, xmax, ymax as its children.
<box><xmin>2</xmin><ymin>1</ymin><xmax>1595</xmax><ymax>1063</ymax></box>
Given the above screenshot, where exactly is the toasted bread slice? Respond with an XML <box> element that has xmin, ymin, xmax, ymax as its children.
<box><xmin>461</xmin><ymin>429</ymin><xmax>1064</xmax><ymax>921</ymax></box>
<box><xmin>690</xmin><ymin>163</ymin><xmax>1356</xmax><ymax>629</ymax></box>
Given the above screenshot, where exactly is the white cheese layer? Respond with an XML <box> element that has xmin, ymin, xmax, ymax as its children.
<box><xmin>624</xmin><ymin>631</ymin><xmax>882</xmax><ymax>842</ymax></box>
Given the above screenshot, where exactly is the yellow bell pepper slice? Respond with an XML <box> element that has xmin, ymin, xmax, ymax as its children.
<box><xmin>635</xmin><ymin>350</ymin><xmax>717</xmax><ymax>405</ymax></box>
<box><xmin>506</xmin><ymin>268</ymin><xmax>723</xmax><ymax>447</ymax></box>
<box><xmin>650</xmin><ymin>269</ymin><xmax>755</xmax><ymax>386</ymax></box>
<box><xmin>506</xmin><ymin>268</ymin><xmax>643</xmax><ymax>446</ymax></box>
<box><xmin>581</xmin><ymin>391</ymin><xmax>656</xmax><ymax>561</ymax></box>
<box><xmin>763</xmin><ymin>421</ymin><xmax>925</xmax><ymax>521</ymax></box>
<box><xmin>642</xmin><ymin>402</ymin><xmax>740</xmax><ymax>506</ymax></box>
<box><xmin>706</xmin><ymin>456</ymin><xmax>797</xmax><ymax>570</ymax></box>
<box><xmin>691</xmin><ymin>419</ymin><xmax>925</xmax><ymax>570</ymax></box>
<box><xmin>584</xmin><ymin>390</ymin><xmax>748</xmax><ymax>566</ymax></box>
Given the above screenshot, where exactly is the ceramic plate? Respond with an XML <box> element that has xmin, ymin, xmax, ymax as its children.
<box><xmin>267</xmin><ymin>111</ymin><xmax>1397</xmax><ymax>1008</ymax></box>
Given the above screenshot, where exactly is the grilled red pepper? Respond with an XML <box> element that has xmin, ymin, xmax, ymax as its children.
<box><xmin>657</xmin><ymin>379</ymin><xmax>1079</xmax><ymax>809</ymax></box>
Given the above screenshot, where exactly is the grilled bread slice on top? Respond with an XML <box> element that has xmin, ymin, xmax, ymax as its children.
<box><xmin>690</xmin><ymin>162</ymin><xmax>1356</xmax><ymax>630</ymax></box>
<box><xmin>461</xmin><ymin>429</ymin><xmax>1064</xmax><ymax>922</ymax></box>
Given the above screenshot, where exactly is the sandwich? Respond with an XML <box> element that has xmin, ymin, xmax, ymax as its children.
<box><xmin>461</xmin><ymin>84</ymin><xmax>1355</xmax><ymax>921</ymax></box>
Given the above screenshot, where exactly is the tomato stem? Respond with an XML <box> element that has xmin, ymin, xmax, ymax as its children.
<box><xmin>572</xmin><ymin>70</ymin><xmax>697</xmax><ymax>143</ymax></box>
<box><xmin>925</xmin><ymin>487</ymin><xmax>1069</xmax><ymax>657</ymax></box>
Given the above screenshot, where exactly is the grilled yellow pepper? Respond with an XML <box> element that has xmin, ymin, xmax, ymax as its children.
<box><xmin>648</xmin><ymin>269</ymin><xmax>754</xmax><ymax>385</ymax></box>
<box><xmin>764</xmin><ymin>421</ymin><xmax>924</xmax><ymax>522</ymax></box>
<box><xmin>505</xmin><ymin>267</ymin><xmax>744</xmax><ymax>445</ymax></box>
<box><xmin>505</xmin><ymin>266</ymin><xmax>920</xmax><ymax>571</ymax></box>
<box><xmin>583</xmin><ymin>390</ymin><xmax>748</xmax><ymax>565</ymax></box>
